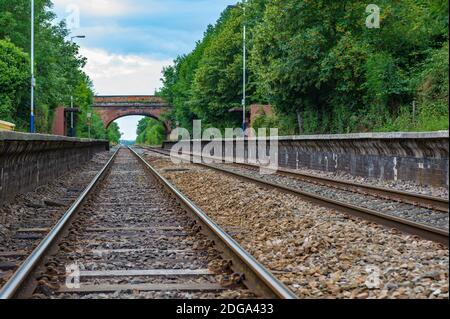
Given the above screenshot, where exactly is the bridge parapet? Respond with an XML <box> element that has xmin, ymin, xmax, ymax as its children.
<box><xmin>94</xmin><ymin>102</ymin><xmax>170</xmax><ymax>108</ymax></box>
<box><xmin>93</xmin><ymin>95</ymin><xmax>168</xmax><ymax>107</ymax></box>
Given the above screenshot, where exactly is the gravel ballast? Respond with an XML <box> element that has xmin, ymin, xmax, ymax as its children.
<box><xmin>141</xmin><ymin>150</ymin><xmax>449</xmax><ymax>299</ymax></box>
<box><xmin>211</xmin><ymin>163</ymin><xmax>449</xmax><ymax>230</ymax></box>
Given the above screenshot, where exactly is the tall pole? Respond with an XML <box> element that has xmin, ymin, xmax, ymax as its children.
<box><xmin>30</xmin><ymin>0</ymin><xmax>35</xmax><ymax>133</ymax></box>
<box><xmin>242</xmin><ymin>0</ymin><xmax>247</xmax><ymax>134</ymax></box>
<box><xmin>70</xmin><ymin>96</ymin><xmax>74</xmax><ymax>137</ymax></box>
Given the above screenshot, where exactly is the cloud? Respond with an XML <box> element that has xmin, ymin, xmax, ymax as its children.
<box><xmin>53</xmin><ymin>0</ymin><xmax>236</xmax><ymax>58</ymax></box>
<box><xmin>52</xmin><ymin>0</ymin><xmax>229</xmax><ymax>19</ymax></box>
<box><xmin>52</xmin><ymin>0</ymin><xmax>140</xmax><ymax>17</ymax></box>
<box><xmin>71</xmin><ymin>24</ymin><xmax>196</xmax><ymax>59</ymax></box>
<box><xmin>52</xmin><ymin>1</ymin><xmax>236</xmax><ymax>139</ymax></box>
<box><xmin>80</xmin><ymin>47</ymin><xmax>172</xmax><ymax>95</ymax></box>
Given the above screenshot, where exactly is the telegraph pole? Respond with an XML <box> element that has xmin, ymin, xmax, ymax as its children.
<box><xmin>242</xmin><ymin>0</ymin><xmax>247</xmax><ymax>134</ymax></box>
<box><xmin>70</xmin><ymin>96</ymin><xmax>74</xmax><ymax>137</ymax></box>
<box><xmin>30</xmin><ymin>0</ymin><xmax>35</xmax><ymax>133</ymax></box>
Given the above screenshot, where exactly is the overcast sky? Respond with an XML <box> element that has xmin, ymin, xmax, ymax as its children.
<box><xmin>52</xmin><ymin>0</ymin><xmax>236</xmax><ymax>140</ymax></box>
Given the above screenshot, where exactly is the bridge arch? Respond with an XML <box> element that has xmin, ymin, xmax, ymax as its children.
<box><xmin>105</xmin><ymin>113</ymin><xmax>162</xmax><ymax>128</ymax></box>
<box><xmin>93</xmin><ymin>95</ymin><xmax>173</xmax><ymax>137</ymax></box>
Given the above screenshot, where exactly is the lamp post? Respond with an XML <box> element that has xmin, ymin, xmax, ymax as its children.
<box><xmin>30</xmin><ymin>0</ymin><xmax>35</xmax><ymax>133</ymax></box>
<box><xmin>227</xmin><ymin>2</ymin><xmax>247</xmax><ymax>136</ymax></box>
<box><xmin>69</xmin><ymin>95</ymin><xmax>74</xmax><ymax>137</ymax></box>
<box><xmin>242</xmin><ymin>0</ymin><xmax>247</xmax><ymax>135</ymax></box>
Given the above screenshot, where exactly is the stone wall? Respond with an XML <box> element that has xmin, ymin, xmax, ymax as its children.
<box><xmin>163</xmin><ymin>131</ymin><xmax>449</xmax><ymax>187</ymax></box>
<box><xmin>0</xmin><ymin>132</ymin><xmax>109</xmax><ymax>204</ymax></box>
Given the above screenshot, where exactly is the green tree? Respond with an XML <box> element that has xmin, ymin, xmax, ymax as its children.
<box><xmin>0</xmin><ymin>0</ymin><xmax>96</xmax><ymax>134</ymax></box>
<box><xmin>251</xmin><ymin>0</ymin><xmax>448</xmax><ymax>133</ymax></box>
<box><xmin>0</xmin><ymin>39</ymin><xmax>29</xmax><ymax>123</ymax></box>
<box><xmin>158</xmin><ymin>24</ymin><xmax>222</xmax><ymax>131</ymax></box>
<box><xmin>158</xmin><ymin>3</ymin><xmax>265</xmax><ymax>131</ymax></box>
<box><xmin>158</xmin><ymin>0</ymin><xmax>449</xmax><ymax>134</ymax></box>
<box><xmin>107</xmin><ymin>122</ymin><xmax>122</xmax><ymax>145</ymax></box>
<box><xmin>73</xmin><ymin>76</ymin><xmax>115</xmax><ymax>141</ymax></box>
<box><xmin>136</xmin><ymin>117</ymin><xmax>166</xmax><ymax>146</ymax></box>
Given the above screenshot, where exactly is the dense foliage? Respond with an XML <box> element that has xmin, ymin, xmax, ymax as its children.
<box><xmin>135</xmin><ymin>117</ymin><xmax>166</xmax><ymax>146</ymax></box>
<box><xmin>0</xmin><ymin>0</ymin><xmax>119</xmax><ymax>141</ymax></box>
<box><xmin>0</xmin><ymin>39</ymin><xmax>29</xmax><ymax>123</ymax></box>
<box><xmin>107</xmin><ymin>122</ymin><xmax>122</xmax><ymax>145</ymax></box>
<box><xmin>159</xmin><ymin>0</ymin><xmax>449</xmax><ymax>134</ymax></box>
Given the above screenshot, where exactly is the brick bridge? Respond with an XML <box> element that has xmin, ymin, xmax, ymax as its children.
<box><xmin>93</xmin><ymin>95</ymin><xmax>173</xmax><ymax>136</ymax></box>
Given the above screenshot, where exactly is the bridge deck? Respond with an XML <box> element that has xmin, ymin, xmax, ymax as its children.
<box><xmin>94</xmin><ymin>95</ymin><xmax>170</xmax><ymax>108</ymax></box>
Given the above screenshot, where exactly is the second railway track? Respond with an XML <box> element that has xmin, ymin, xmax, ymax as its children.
<box><xmin>141</xmin><ymin>147</ymin><xmax>449</xmax><ymax>246</ymax></box>
<box><xmin>0</xmin><ymin>147</ymin><xmax>294</xmax><ymax>299</ymax></box>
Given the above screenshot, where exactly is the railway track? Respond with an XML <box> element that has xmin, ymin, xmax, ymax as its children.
<box><xmin>0</xmin><ymin>147</ymin><xmax>295</xmax><ymax>299</ymax></box>
<box><xmin>141</xmin><ymin>147</ymin><xmax>449</xmax><ymax>246</ymax></box>
<box><xmin>0</xmin><ymin>151</ymin><xmax>113</xmax><ymax>289</ymax></box>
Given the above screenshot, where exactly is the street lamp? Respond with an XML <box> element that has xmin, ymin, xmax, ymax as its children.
<box><xmin>30</xmin><ymin>0</ymin><xmax>35</xmax><ymax>133</ymax></box>
<box><xmin>69</xmin><ymin>96</ymin><xmax>75</xmax><ymax>137</ymax></box>
<box><xmin>70</xmin><ymin>35</ymin><xmax>86</xmax><ymax>41</ymax></box>
<box><xmin>242</xmin><ymin>0</ymin><xmax>247</xmax><ymax>135</ymax></box>
<box><xmin>227</xmin><ymin>2</ymin><xmax>247</xmax><ymax>135</ymax></box>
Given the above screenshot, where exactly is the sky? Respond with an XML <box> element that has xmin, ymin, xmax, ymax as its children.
<box><xmin>52</xmin><ymin>0</ymin><xmax>237</xmax><ymax>140</ymax></box>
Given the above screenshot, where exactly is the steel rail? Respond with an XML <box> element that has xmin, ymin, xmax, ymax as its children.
<box><xmin>0</xmin><ymin>147</ymin><xmax>120</xmax><ymax>299</ymax></box>
<box><xmin>148</xmin><ymin>147</ymin><xmax>449</xmax><ymax>213</ymax></box>
<box><xmin>234</xmin><ymin>162</ymin><xmax>449</xmax><ymax>213</ymax></box>
<box><xmin>141</xmin><ymin>147</ymin><xmax>449</xmax><ymax>246</ymax></box>
<box><xmin>129</xmin><ymin>147</ymin><xmax>297</xmax><ymax>299</ymax></box>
